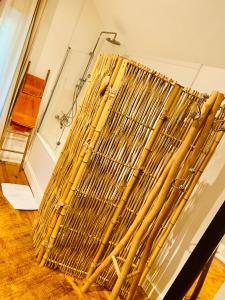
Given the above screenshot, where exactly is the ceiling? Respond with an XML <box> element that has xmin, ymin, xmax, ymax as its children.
<box><xmin>92</xmin><ymin>0</ymin><xmax>225</xmax><ymax>68</ymax></box>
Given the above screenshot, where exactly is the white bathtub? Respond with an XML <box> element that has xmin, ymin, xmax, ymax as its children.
<box><xmin>24</xmin><ymin>133</ymin><xmax>56</xmax><ymax>206</ymax></box>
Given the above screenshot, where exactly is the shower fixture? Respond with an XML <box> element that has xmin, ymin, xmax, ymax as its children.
<box><xmin>106</xmin><ymin>35</ymin><xmax>121</xmax><ymax>46</ymax></box>
<box><xmin>106</xmin><ymin>37</ymin><xmax>121</xmax><ymax>45</ymax></box>
<box><xmin>54</xmin><ymin>31</ymin><xmax>121</xmax><ymax>146</ymax></box>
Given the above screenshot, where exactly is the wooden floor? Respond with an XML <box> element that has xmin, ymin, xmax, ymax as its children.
<box><xmin>0</xmin><ymin>162</ymin><xmax>147</xmax><ymax>300</ymax></box>
<box><xmin>0</xmin><ymin>162</ymin><xmax>224</xmax><ymax>300</ymax></box>
<box><xmin>184</xmin><ymin>257</ymin><xmax>225</xmax><ymax>300</ymax></box>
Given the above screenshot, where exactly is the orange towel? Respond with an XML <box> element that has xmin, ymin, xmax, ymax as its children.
<box><xmin>23</xmin><ymin>74</ymin><xmax>45</xmax><ymax>98</ymax></box>
<box><xmin>11</xmin><ymin>92</ymin><xmax>41</xmax><ymax>129</ymax></box>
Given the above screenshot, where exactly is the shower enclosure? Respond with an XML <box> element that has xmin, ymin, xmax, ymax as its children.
<box><xmin>38</xmin><ymin>32</ymin><xmax>121</xmax><ymax>158</ymax></box>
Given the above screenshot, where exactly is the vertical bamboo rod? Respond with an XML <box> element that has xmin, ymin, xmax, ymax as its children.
<box><xmin>36</xmin><ymin>54</ymin><xmax>103</xmax><ymax>209</ymax></box>
<box><xmin>140</xmin><ymin>124</ymin><xmax>225</xmax><ymax>285</ymax></box>
<box><xmin>81</xmin><ymin>91</ymin><xmax>217</xmax><ymax>296</ymax></box>
<box><xmin>43</xmin><ymin>66</ymin><xmax>173</xmax><ymax>279</ymax></box>
<box><xmin>86</xmin><ymin>83</ymin><xmax>183</xmax><ymax>278</ymax></box>
<box><xmin>127</xmin><ymin>92</ymin><xmax>224</xmax><ymax>299</ymax></box>
<box><xmin>33</xmin><ymin>54</ymin><xmax>225</xmax><ymax>298</ymax></box>
<box><xmin>36</xmin><ymin>54</ymin><xmax>109</xmax><ymax>262</ymax></box>
<box><xmin>108</xmin><ymin>92</ymin><xmax>218</xmax><ymax>300</ymax></box>
<box><xmin>36</xmin><ymin>56</ymin><xmax>120</xmax><ymax>262</ymax></box>
<box><xmin>40</xmin><ymin>58</ymin><xmax>128</xmax><ymax>267</ymax></box>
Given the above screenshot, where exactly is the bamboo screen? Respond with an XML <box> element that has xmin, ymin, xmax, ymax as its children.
<box><xmin>33</xmin><ymin>54</ymin><xmax>225</xmax><ymax>300</ymax></box>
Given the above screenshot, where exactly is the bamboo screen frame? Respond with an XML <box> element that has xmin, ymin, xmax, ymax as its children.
<box><xmin>33</xmin><ymin>54</ymin><xmax>225</xmax><ymax>300</ymax></box>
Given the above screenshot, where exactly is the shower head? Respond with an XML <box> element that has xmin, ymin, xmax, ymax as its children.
<box><xmin>106</xmin><ymin>37</ymin><xmax>121</xmax><ymax>46</ymax></box>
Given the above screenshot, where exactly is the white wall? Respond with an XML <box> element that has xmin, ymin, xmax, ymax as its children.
<box><xmin>192</xmin><ymin>66</ymin><xmax>225</xmax><ymax>93</ymax></box>
<box><xmin>144</xmin><ymin>135</ymin><xmax>225</xmax><ymax>299</ymax></box>
<box><xmin>129</xmin><ymin>54</ymin><xmax>201</xmax><ymax>87</ymax></box>
<box><xmin>92</xmin><ymin>0</ymin><xmax>225</xmax><ymax>69</ymax></box>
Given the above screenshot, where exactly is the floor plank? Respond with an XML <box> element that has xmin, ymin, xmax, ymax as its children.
<box><xmin>184</xmin><ymin>256</ymin><xmax>225</xmax><ymax>299</ymax></box>
<box><xmin>0</xmin><ymin>162</ymin><xmax>147</xmax><ymax>299</ymax></box>
<box><xmin>2</xmin><ymin>162</ymin><xmax>223</xmax><ymax>300</ymax></box>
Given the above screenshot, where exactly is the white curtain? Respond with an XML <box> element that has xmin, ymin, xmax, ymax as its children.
<box><xmin>0</xmin><ymin>0</ymin><xmax>38</xmax><ymax>117</ymax></box>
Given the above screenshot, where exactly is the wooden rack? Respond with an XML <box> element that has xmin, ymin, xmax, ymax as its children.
<box><xmin>0</xmin><ymin>63</ymin><xmax>50</xmax><ymax>170</ymax></box>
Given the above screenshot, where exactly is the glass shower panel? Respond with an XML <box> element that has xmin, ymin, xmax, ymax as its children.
<box><xmin>39</xmin><ymin>48</ymin><xmax>92</xmax><ymax>157</ymax></box>
<box><xmin>39</xmin><ymin>37</ymin><xmax>126</xmax><ymax>158</ymax></box>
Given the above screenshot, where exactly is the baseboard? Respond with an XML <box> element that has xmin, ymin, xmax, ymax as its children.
<box><xmin>216</xmin><ymin>253</ymin><xmax>225</xmax><ymax>264</ymax></box>
<box><xmin>216</xmin><ymin>243</ymin><xmax>225</xmax><ymax>264</ymax></box>
<box><xmin>24</xmin><ymin>160</ymin><xmax>43</xmax><ymax>206</ymax></box>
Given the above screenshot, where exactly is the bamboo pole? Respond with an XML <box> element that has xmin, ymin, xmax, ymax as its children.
<box><xmin>33</xmin><ymin>54</ymin><xmax>225</xmax><ymax>298</ymax></box>
<box><xmin>139</xmin><ymin>117</ymin><xmax>225</xmax><ymax>285</ymax></box>
<box><xmin>81</xmin><ymin>92</ymin><xmax>218</xmax><ymax>297</ymax></box>
<box><xmin>86</xmin><ymin>83</ymin><xmax>183</xmax><ymax>278</ymax></box>
<box><xmin>39</xmin><ymin>58</ymin><xmax>128</xmax><ymax>267</ymax></box>
<box><xmin>127</xmin><ymin>92</ymin><xmax>224</xmax><ymax>299</ymax></box>
<box><xmin>34</xmin><ymin>56</ymin><xmax>140</xmax><ymax>264</ymax></box>
<box><xmin>79</xmin><ymin>86</ymin><xmax>195</xmax><ymax>288</ymax></box>
<box><xmin>42</xmin><ymin>66</ymin><xmax>175</xmax><ymax>280</ymax></box>
<box><xmin>33</xmin><ymin>55</ymin><xmax>121</xmax><ymax>258</ymax></box>
<box><xmin>36</xmin><ymin>54</ymin><xmax>103</xmax><ymax>209</ymax></box>
<box><xmin>35</xmin><ymin>56</ymin><xmax>116</xmax><ymax>239</ymax></box>
<box><xmin>37</xmin><ymin>55</ymin><xmax>114</xmax><ymax>198</ymax></box>
<box><xmin>36</xmin><ymin>56</ymin><xmax>120</xmax><ymax>263</ymax></box>
<box><xmin>35</xmin><ymin>54</ymin><xmax>107</xmax><ymax>260</ymax></box>
<box><xmin>107</xmin><ymin>92</ymin><xmax>219</xmax><ymax>300</ymax></box>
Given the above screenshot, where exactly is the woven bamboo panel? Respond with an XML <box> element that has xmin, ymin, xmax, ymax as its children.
<box><xmin>33</xmin><ymin>54</ymin><xmax>119</xmax><ymax>252</ymax></box>
<box><xmin>33</xmin><ymin>54</ymin><xmax>225</xmax><ymax>299</ymax></box>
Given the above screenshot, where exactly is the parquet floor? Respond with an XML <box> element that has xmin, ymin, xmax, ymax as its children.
<box><xmin>0</xmin><ymin>162</ymin><xmax>147</xmax><ymax>300</ymax></box>
<box><xmin>0</xmin><ymin>162</ymin><xmax>224</xmax><ymax>299</ymax></box>
<box><xmin>184</xmin><ymin>256</ymin><xmax>225</xmax><ymax>300</ymax></box>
